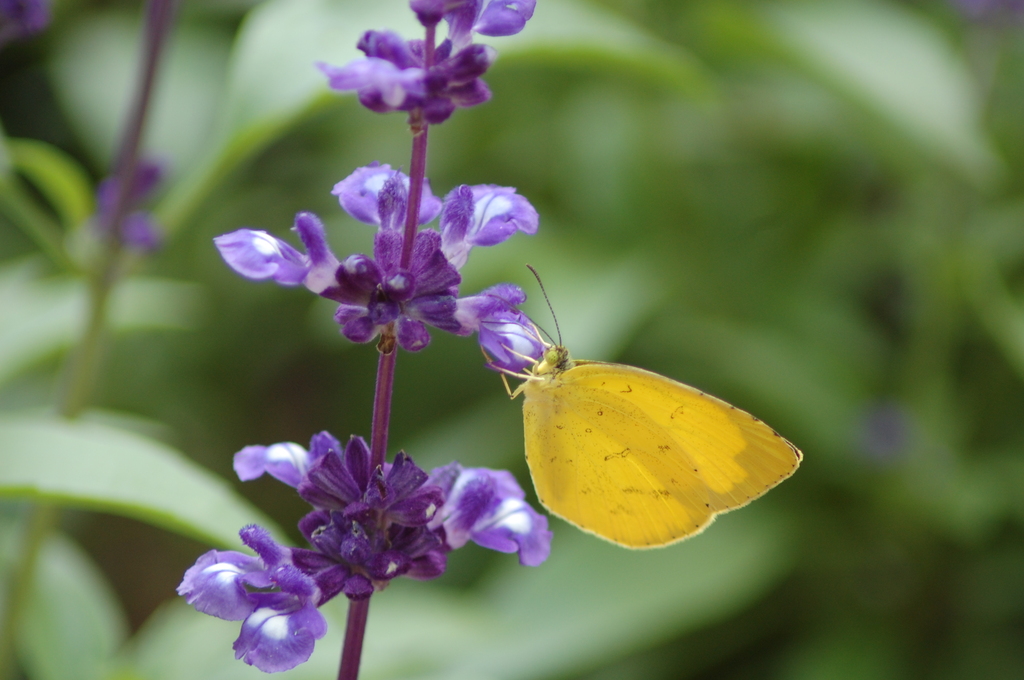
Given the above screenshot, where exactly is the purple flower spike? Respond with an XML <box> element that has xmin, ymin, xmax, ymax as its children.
<box><xmin>233</xmin><ymin>593</ymin><xmax>327</xmax><ymax>672</ymax></box>
<box><xmin>456</xmin><ymin>283</ymin><xmax>544</xmax><ymax>372</ymax></box>
<box><xmin>214</xmin><ymin>229</ymin><xmax>311</xmax><ymax>286</ymax></box>
<box><xmin>0</xmin><ymin>0</ymin><xmax>50</xmax><ymax>42</ymax></box>
<box><xmin>440</xmin><ymin>184</ymin><xmax>538</xmax><ymax>269</ymax></box>
<box><xmin>333</xmin><ymin>163</ymin><xmax>442</xmax><ymax>226</ymax></box>
<box><xmin>429</xmin><ymin>462</ymin><xmax>552</xmax><ymax>566</ymax></box>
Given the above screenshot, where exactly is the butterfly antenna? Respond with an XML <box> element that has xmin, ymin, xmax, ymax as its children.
<box><xmin>526</xmin><ymin>264</ymin><xmax>562</xmax><ymax>346</ymax></box>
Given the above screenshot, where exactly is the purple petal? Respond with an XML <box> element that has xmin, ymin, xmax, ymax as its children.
<box><xmin>410</xmin><ymin>0</ymin><xmax>444</xmax><ymax>26</ymax></box>
<box><xmin>474</xmin><ymin>0</ymin><xmax>536</xmax><ymax>37</ymax></box>
<box><xmin>409</xmin><ymin>229</ymin><xmax>461</xmax><ymax>293</ymax></box>
<box><xmin>406</xmin><ymin>549</ymin><xmax>448</xmax><ymax>580</ymax></box>
<box><xmin>444</xmin><ymin>0</ymin><xmax>480</xmax><ymax>49</ymax></box>
<box><xmin>404</xmin><ymin>295</ymin><xmax>460</xmax><ymax>333</ymax></box>
<box><xmin>397</xmin><ymin>317</ymin><xmax>432</xmax><ymax>351</ymax></box>
<box><xmin>233</xmin><ymin>442</ymin><xmax>311</xmax><ymax>487</ymax></box>
<box><xmin>471</xmin><ymin>498</ymin><xmax>551</xmax><ymax>566</ymax></box>
<box><xmin>298</xmin><ymin>454</ymin><xmax>361</xmax><ymax>510</ymax></box>
<box><xmin>233</xmin><ymin>594</ymin><xmax>327</xmax><ymax>673</ymax></box>
<box><xmin>333</xmin><ymin>163</ymin><xmax>441</xmax><ymax>227</ymax></box>
<box><xmin>478</xmin><ymin>309</ymin><xmax>543</xmax><ymax>372</ymax></box>
<box><xmin>336</xmin><ymin>253</ymin><xmax>383</xmax><ymax>301</ymax></box>
<box><xmin>439</xmin><ymin>185</ymin><xmax>474</xmax><ymax>267</ymax></box>
<box><xmin>373</xmin><ymin>230</ymin><xmax>403</xmax><ymax>275</ymax></box>
<box><xmin>367</xmin><ymin>550</ymin><xmax>411</xmax><ymax>580</ymax></box>
<box><xmin>239</xmin><ymin>525</ymin><xmax>289</xmax><ymax>568</ymax></box>
<box><xmin>455</xmin><ymin>285</ymin><xmax>543</xmax><ymax>371</ymax></box>
<box><xmin>440</xmin><ymin>186</ymin><xmax>536</xmax><ymax>269</ymax></box>
<box><xmin>177</xmin><ymin>550</ymin><xmax>261</xmax><ymax>620</ymax></box>
<box><xmin>308</xmin><ymin>431</ymin><xmax>342</xmax><ymax>465</ymax></box>
<box><xmin>214</xmin><ymin>229</ymin><xmax>310</xmax><ymax>285</ymax></box>
<box><xmin>378</xmin><ymin>173</ymin><xmax>409</xmax><ymax>232</ymax></box>
<box><xmin>356</xmin><ymin>30</ymin><xmax>417</xmax><ymax>68</ymax></box>
<box><xmin>293</xmin><ymin>212</ymin><xmax>340</xmax><ymax>295</ymax></box>
<box><xmin>318</xmin><ymin>58</ymin><xmax>426</xmax><ymax>108</ymax></box>
<box><xmin>387</xmin><ymin>486</ymin><xmax>445</xmax><ymax>526</ymax></box>
<box><xmin>430</xmin><ymin>465</ymin><xmax>551</xmax><ymax>566</ymax></box>
<box><xmin>435</xmin><ymin>44</ymin><xmax>496</xmax><ymax>84</ymax></box>
<box><xmin>422</xmin><ymin>97</ymin><xmax>458</xmax><ymax>125</ymax></box>
<box><xmin>342</xmin><ymin>436</ymin><xmax>372</xmax><ymax>495</ymax></box>
<box><xmin>342</xmin><ymin>315</ymin><xmax>378</xmax><ymax>344</ymax></box>
<box><xmin>447</xmin><ymin>79</ymin><xmax>491</xmax><ymax>109</ymax></box>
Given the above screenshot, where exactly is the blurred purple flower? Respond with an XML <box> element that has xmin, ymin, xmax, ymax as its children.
<box><xmin>93</xmin><ymin>159</ymin><xmax>165</xmax><ymax>252</ymax></box>
<box><xmin>953</xmin><ymin>0</ymin><xmax>1024</xmax><ymax>21</ymax></box>
<box><xmin>0</xmin><ymin>0</ymin><xmax>49</xmax><ymax>45</ymax></box>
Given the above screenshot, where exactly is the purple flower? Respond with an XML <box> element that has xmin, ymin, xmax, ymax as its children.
<box><xmin>428</xmin><ymin>462</ymin><xmax>552</xmax><ymax>566</ymax></box>
<box><xmin>329</xmin><ymin>171</ymin><xmax>462</xmax><ymax>351</ymax></box>
<box><xmin>178</xmin><ymin>526</ymin><xmax>328</xmax><ymax>673</ymax></box>
<box><xmin>291</xmin><ymin>436</ymin><xmax>449</xmax><ymax>597</ymax></box>
<box><xmin>332</xmin><ymin>162</ymin><xmax>441</xmax><ymax>226</ymax></box>
<box><xmin>234</xmin><ymin>432</ymin><xmax>341</xmax><ymax>488</ymax></box>
<box><xmin>0</xmin><ymin>0</ymin><xmax>49</xmax><ymax>44</ymax></box>
<box><xmin>434</xmin><ymin>0</ymin><xmax>537</xmax><ymax>49</ymax></box>
<box><xmin>93</xmin><ymin>159</ymin><xmax>165</xmax><ymax>252</ymax></box>
<box><xmin>319</xmin><ymin>29</ymin><xmax>497</xmax><ymax>124</ymax></box>
<box><xmin>440</xmin><ymin>184</ymin><xmax>538</xmax><ymax>269</ymax></box>
<box><xmin>455</xmin><ymin>283</ymin><xmax>544</xmax><ymax>372</ymax></box>
<box><xmin>215</xmin><ymin>212</ymin><xmax>340</xmax><ymax>294</ymax></box>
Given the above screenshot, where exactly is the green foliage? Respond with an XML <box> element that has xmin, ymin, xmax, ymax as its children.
<box><xmin>2</xmin><ymin>0</ymin><xmax>1024</xmax><ymax>678</ymax></box>
<box><xmin>0</xmin><ymin>417</ymin><xmax>284</xmax><ymax>547</ymax></box>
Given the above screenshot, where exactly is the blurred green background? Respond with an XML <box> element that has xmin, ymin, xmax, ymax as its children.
<box><xmin>2</xmin><ymin>0</ymin><xmax>1024</xmax><ymax>678</ymax></box>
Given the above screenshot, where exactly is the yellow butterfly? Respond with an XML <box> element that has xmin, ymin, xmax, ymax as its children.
<box><xmin>510</xmin><ymin>343</ymin><xmax>801</xmax><ymax>549</ymax></box>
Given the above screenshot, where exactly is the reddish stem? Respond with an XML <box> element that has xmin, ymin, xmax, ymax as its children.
<box><xmin>336</xmin><ymin>599</ymin><xmax>370</xmax><ymax>680</ymax></box>
<box><xmin>336</xmin><ymin>20</ymin><xmax>438</xmax><ymax>680</ymax></box>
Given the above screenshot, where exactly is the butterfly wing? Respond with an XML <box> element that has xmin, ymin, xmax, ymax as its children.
<box><xmin>522</xmin><ymin>361</ymin><xmax>801</xmax><ymax>549</ymax></box>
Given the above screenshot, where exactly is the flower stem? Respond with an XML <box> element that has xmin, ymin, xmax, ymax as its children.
<box><xmin>399</xmin><ymin>22</ymin><xmax>435</xmax><ymax>269</ymax></box>
<box><xmin>337</xmin><ymin>21</ymin><xmax>438</xmax><ymax>680</ymax></box>
<box><xmin>337</xmin><ymin>598</ymin><xmax>371</xmax><ymax>680</ymax></box>
<box><xmin>0</xmin><ymin>505</ymin><xmax>59</xmax><ymax>680</ymax></box>
<box><xmin>0</xmin><ymin>5</ymin><xmax>179</xmax><ymax>679</ymax></box>
<box><xmin>368</xmin><ymin>347</ymin><xmax>397</xmax><ymax>470</ymax></box>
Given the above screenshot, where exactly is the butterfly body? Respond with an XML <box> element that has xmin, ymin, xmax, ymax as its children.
<box><xmin>518</xmin><ymin>345</ymin><xmax>801</xmax><ymax>549</ymax></box>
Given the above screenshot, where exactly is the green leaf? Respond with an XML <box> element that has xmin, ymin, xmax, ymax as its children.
<box><xmin>6</xmin><ymin>138</ymin><xmax>95</xmax><ymax>230</ymax></box>
<box><xmin>0</xmin><ymin>259</ymin><xmax>205</xmax><ymax>386</ymax></box>
<box><xmin>447</xmin><ymin>509</ymin><xmax>795</xmax><ymax>679</ymax></box>
<box><xmin>156</xmin><ymin>0</ymin><xmax>712</xmax><ymax>233</ymax></box>
<box><xmin>0</xmin><ymin>415</ymin><xmax>284</xmax><ymax>548</ymax></box>
<box><xmin>760</xmin><ymin>0</ymin><xmax>1000</xmax><ymax>185</ymax></box>
<box><xmin>17</xmin><ymin>533</ymin><xmax>129</xmax><ymax>680</ymax></box>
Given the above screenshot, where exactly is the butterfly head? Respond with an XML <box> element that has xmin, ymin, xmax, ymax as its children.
<box><xmin>533</xmin><ymin>344</ymin><xmax>573</xmax><ymax>376</ymax></box>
